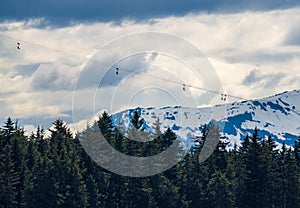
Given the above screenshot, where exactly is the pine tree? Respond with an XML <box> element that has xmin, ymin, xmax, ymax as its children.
<box><xmin>0</xmin><ymin>118</ymin><xmax>21</xmax><ymax>208</ymax></box>
<box><xmin>23</xmin><ymin>138</ymin><xmax>39</xmax><ymax>207</ymax></box>
<box><xmin>131</xmin><ymin>110</ymin><xmax>144</xmax><ymax>130</ymax></box>
<box><xmin>161</xmin><ymin>128</ymin><xmax>183</xmax><ymax>180</ymax></box>
<box><xmin>125</xmin><ymin>110</ymin><xmax>150</xmax><ymax>156</ymax></box>
<box><xmin>148</xmin><ymin>118</ymin><xmax>163</xmax><ymax>155</ymax></box>
<box><xmin>238</xmin><ymin>128</ymin><xmax>265</xmax><ymax>208</ymax></box>
<box><xmin>295</xmin><ymin>136</ymin><xmax>300</xmax><ymax>167</ymax></box>
<box><xmin>278</xmin><ymin>145</ymin><xmax>300</xmax><ymax>207</ymax></box>
<box><xmin>155</xmin><ymin>174</ymin><xmax>180</xmax><ymax>208</ymax></box>
<box><xmin>0</xmin><ymin>143</ymin><xmax>20</xmax><ymax>208</ymax></box>
<box><xmin>2</xmin><ymin>117</ymin><xmax>15</xmax><ymax>142</ymax></box>
<box><xmin>259</xmin><ymin>136</ymin><xmax>280</xmax><ymax>207</ymax></box>
<box><xmin>97</xmin><ymin>111</ymin><xmax>114</xmax><ymax>143</ymax></box>
<box><xmin>47</xmin><ymin>119</ymin><xmax>88</xmax><ymax>207</ymax></box>
<box><xmin>30</xmin><ymin>156</ymin><xmax>58</xmax><ymax>207</ymax></box>
<box><xmin>1</xmin><ymin>114</ymin><xmax>300</xmax><ymax>207</ymax></box>
<box><xmin>226</xmin><ymin>143</ymin><xmax>239</xmax><ymax>207</ymax></box>
<box><xmin>11</xmin><ymin>127</ymin><xmax>27</xmax><ymax>207</ymax></box>
<box><xmin>206</xmin><ymin>170</ymin><xmax>234</xmax><ymax>208</ymax></box>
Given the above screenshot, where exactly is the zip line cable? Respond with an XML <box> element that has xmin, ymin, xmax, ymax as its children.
<box><xmin>114</xmin><ymin>66</ymin><xmax>247</xmax><ymax>101</ymax></box>
<box><xmin>0</xmin><ymin>33</ymin><xmax>247</xmax><ymax>101</ymax></box>
<box><xmin>0</xmin><ymin>34</ymin><xmax>87</xmax><ymax>61</ymax></box>
<box><xmin>2</xmin><ymin>35</ymin><xmax>299</xmax><ymax>119</ymax></box>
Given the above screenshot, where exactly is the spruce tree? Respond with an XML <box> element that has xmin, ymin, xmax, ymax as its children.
<box><xmin>238</xmin><ymin>128</ymin><xmax>264</xmax><ymax>208</ymax></box>
<box><xmin>295</xmin><ymin>136</ymin><xmax>300</xmax><ymax>167</ymax></box>
<box><xmin>0</xmin><ymin>118</ymin><xmax>21</xmax><ymax>208</ymax></box>
<box><xmin>206</xmin><ymin>170</ymin><xmax>234</xmax><ymax>208</ymax></box>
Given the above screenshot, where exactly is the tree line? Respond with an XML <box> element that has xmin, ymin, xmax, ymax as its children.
<box><xmin>0</xmin><ymin>111</ymin><xmax>299</xmax><ymax>207</ymax></box>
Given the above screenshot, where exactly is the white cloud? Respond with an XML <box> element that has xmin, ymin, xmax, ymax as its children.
<box><xmin>31</xmin><ymin>63</ymin><xmax>80</xmax><ymax>90</ymax></box>
<box><xmin>0</xmin><ymin>8</ymin><xmax>300</xmax><ymax>130</ymax></box>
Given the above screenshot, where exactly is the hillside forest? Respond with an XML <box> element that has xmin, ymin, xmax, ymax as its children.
<box><xmin>0</xmin><ymin>111</ymin><xmax>299</xmax><ymax>208</ymax></box>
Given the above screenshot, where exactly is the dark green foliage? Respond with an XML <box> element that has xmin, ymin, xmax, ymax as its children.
<box><xmin>0</xmin><ymin>115</ymin><xmax>299</xmax><ymax>208</ymax></box>
<box><xmin>206</xmin><ymin>170</ymin><xmax>234</xmax><ymax>208</ymax></box>
<box><xmin>295</xmin><ymin>136</ymin><xmax>300</xmax><ymax>167</ymax></box>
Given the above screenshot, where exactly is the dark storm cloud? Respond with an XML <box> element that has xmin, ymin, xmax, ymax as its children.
<box><xmin>1</xmin><ymin>0</ymin><xmax>300</xmax><ymax>27</ymax></box>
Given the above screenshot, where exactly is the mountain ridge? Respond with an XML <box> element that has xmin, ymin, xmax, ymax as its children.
<box><xmin>111</xmin><ymin>89</ymin><xmax>300</xmax><ymax>147</ymax></box>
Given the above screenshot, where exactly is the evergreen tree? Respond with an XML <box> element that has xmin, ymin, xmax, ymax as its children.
<box><xmin>125</xmin><ymin>110</ymin><xmax>150</xmax><ymax>156</ymax></box>
<box><xmin>0</xmin><ymin>141</ymin><xmax>19</xmax><ymax>207</ymax></box>
<box><xmin>278</xmin><ymin>145</ymin><xmax>300</xmax><ymax>207</ymax></box>
<box><xmin>131</xmin><ymin>110</ymin><xmax>144</xmax><ymax>130</ymax></box>
<box><xmin>295</xmin><ymin>136</ymin><xmax>300</xmax><ymax>167</ymax></box>
<box><xmin>259</xmin><ymin>136</ymin><xmax>281</xmax><ymax>207</ymax></box>
<box><xmin>11</xmin><ymin>127</ymin><xmax>27</xmax><ymax>207</ymax></box>
<box><xmin>2</xmin><ymin>117</ymin><xmax>15</xmax><ymax>142</ymax></box>
<box><xmin>206</xmin><ymin>170</ymin><xmax>234</xmax><ymax>208</ymax></box>
<box><xmin>238</xmin><ymin>128</ymin><xmax>265</xmax><ymax>208</ymax></box>
<box><xmin>0</xmin><ymin>116</ymin><xmax>299</xmax><ymax>208</ymax></box>
<box><xmin>97</xmin><ymin>111</ymin><xmax>114</xmax><ymax>143</ymax></box>
<box><xmin>23</xmin><ymin>138</ymin><xmax>39</xmax><ymax>207</ymax></box>
<box><xmin>0</xmin><ymin>118</ymin><xmax>21</xmax><ymax>208</ymax></box>
<box><xmin>48</xmin><ymin>119</ymin><xmax>88</xmax><ymax>207</ymax></box>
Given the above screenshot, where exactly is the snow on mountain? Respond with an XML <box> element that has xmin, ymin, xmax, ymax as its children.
<box><xmin>111</xmin><ymin>90</ymin><xmax>300</xmax><ymax>147</ymax></box>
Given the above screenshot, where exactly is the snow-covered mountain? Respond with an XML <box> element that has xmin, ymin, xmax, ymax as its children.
<box><xmin>111</xmin><ymin>90</ymin><xmax>300</xmax><ymax>147</ymax></box>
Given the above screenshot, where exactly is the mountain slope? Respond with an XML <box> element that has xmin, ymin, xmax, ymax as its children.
<box><xmin>112</xmin><ymin>90</ymin><xmax>300</xmax><ymax>147</ymax></box>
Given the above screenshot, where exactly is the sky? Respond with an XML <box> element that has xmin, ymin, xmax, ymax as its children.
<box><xmin>1</xmin><ymin>0</ymin><xmax>300</xmax><ymax>134</ymax></box>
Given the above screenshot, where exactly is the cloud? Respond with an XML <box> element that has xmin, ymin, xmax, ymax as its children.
<box><xmin>284</xmin><ymin>26</ymin><xmax>300</xmax><ymax>45</ymax></box>
<box><xmin>76</xmin><ymin>52</ymin><xmax>150</xmax><ymax>89</ymax></box>
<box><xmin>31</xmin><ymin>63</ymin><xmax>79</xmax><ymax>90</ymax></box>
<box><xmin>1</xmin><ymin>0</ymin><xmax>300</xmax><ymax>27</ymax></box>
<box><xmin>1</xmin><ymin>8</ymin><xmax>300</xmax><ymax>132</ymax></box>
<box><xmin>0</xmin><ymin>69</ymin><xmax>31</xmax><ymax>94</ymax></box>
<box><xmin>224</xmin><ymin>51</ymin><xmax>300</xmax><ymax>65</ymax></box>
<box><xmin>13</xmin><ymin>64</ymin><xmax>39</xmax><ymax>76</ymax></box>
<box><xmin>242</xmin><ymin>69</ymin><xmax>262</xmax><ymax>85</ymax></box>
<box><xmin>242</xmin><ymin>69</ymin><xmax>286</xmax><ymax>88</ymax></box>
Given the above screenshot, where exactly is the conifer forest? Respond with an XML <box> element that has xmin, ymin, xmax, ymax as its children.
<box><xmin>0</xmin><ymin>111</ymin><xmax>299</xmax><ymax>208</ymax></box>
